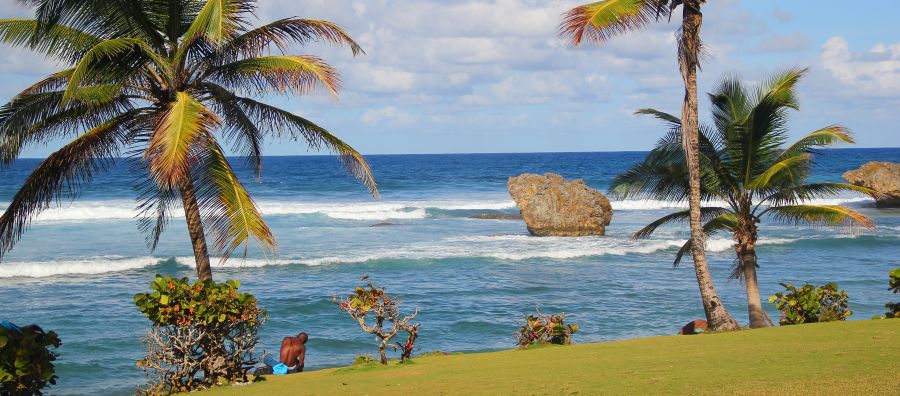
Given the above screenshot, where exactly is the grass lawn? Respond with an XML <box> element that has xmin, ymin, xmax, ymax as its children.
<box><xmin>207</xmin><ymin>320</ymin><xmax>899</xmax><ymax>395</ymax></box>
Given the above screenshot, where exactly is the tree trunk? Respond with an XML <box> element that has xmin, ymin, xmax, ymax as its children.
<box><xmin>378</xmin><ymin>340</ymin><xmax>389</xmax><ymax>365</ymax></box>
<box><xmin>679</xmin><ymin>1</ymin><xmax>740</xmax><ymax>331</ymax></box>
<box><xmin>180</xmin><ymin>181</ymin><xmax>213</xmax><ymax>281</ymax></box>
<box><xmin>740</xmin><ymin>244</ymin><xmax>768</xmax><ymax>328</ymax></box>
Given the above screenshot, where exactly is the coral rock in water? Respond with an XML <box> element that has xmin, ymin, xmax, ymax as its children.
<box><xmin>507</xmin><ymin>173</ymin><xmax>612</xmax><ymax>236</ymax></box>
<box><xmin>843</xmin><ymin>162</ymin><xmax>900</xmax><ymax>208</ymax></box>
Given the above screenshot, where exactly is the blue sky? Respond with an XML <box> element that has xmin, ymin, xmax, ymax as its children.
<box><xmin>3</xmin><ymin>0</ymin><xmax>900</xmax><ymax>157</ymax></box>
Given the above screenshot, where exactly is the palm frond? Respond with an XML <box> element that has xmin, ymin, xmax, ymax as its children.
<box><xmin>214</xmin><ymin>18</ymin><xmax>364</xmax><ymax>65</ymax></box>
<box><xmin>208</xmin><ymin>55</ymin><xmax>341</xmax><ymax>97</ymax></box>
<box><xmin>763</xmin><ymin>205</ymin><xmax>875</xmax><ymax>230</ymax></box>
<box><xmin>746</xmin><ymin>153</ymin><xmax>811</xmax><ymax>190</ymax></box>
<box><xmin>194</xmin><ymin>135</ymin><xmax>276</xmax><ymax>263</ymax></box>
<box><xmin>233</xmin><ymin>97</ymin><xmax>378</xmax><ymax>196</ymax></box>
<box><xmin>632</xmin><ymin>207</ymin><xmax>731</xmax><ymax>239</ymax></box>
<box><xmin>0</xmin><ymin>110</ymin><xmax>137</xmax><ymax>260</ymax></box>
<box><xmin>135</xmin><ymin>166</ymin><xmax>179</xmax><ymax>251</ymax></box>
<box><xmin>0</xmin><ymin>18</ymin><xmax>100</xmax><ymax>62</ymax></box>
<box><xmin>29</xmin><ymin>0</ymin><xmax>163</xmax><ymax>39</ymax></box>
<box><xmin>176</xmin><ymin>0</ymin><xmax>254</xmax><ymax>63</ymax></box>
<box><xmin>62</xmin><ymin>37</ymin><xmax>167</xmax><ymax>103</ymax></box>
<box><xmin>559</xmin><ymin>0</ymin><xmax>663</xmax><ymax>46</ymax></box>
<box><xmin>635</xmin><ymin>108</ymin><xmax>680</xmax><ymax>128</ymax></box>
<box><xmin>145</xmin><ymin>92</ymin><xmax>221</xmax><ymax>189</ymax></box>
<box><xmin>760</xmin><ymin>182</ymin><xmax>876</xmax><ymax>208</ymax></box>
<box><xmin>735</xmin><ymin>67</ymin><xmax>807</xmax><ymax>185</ymax></box>
<box><xmin>0</xmin><ymin>88</ymin><xmax>133</xmax><ymax>164</ymax></box>
<box><xmin>673</xmin><ymin>212</ymin><xmax>739</xmax><ymax>267</ymax></box>
<box><xmin>201</xmin><ymin>82</ymin><xmax>263</xmax><ymax>177</ymax></box>
<box><xmin>778</xmin><ymin>125</ymin><xmax>853</xmax><ymax>160</ymax></box>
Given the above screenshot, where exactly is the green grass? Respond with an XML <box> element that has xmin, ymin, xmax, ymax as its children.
<box><xmin>208</xmin><ymin>320</ymin><xmax>899</xmax><ymax>395</ymax></box>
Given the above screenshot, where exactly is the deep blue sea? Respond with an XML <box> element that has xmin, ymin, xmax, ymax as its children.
<box><xmin>1</xmin><ymin>149</ymin><xmax>898</xmax><ymax>395</ymax></box>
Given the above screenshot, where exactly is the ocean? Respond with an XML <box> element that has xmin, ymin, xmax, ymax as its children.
<box><xmin>0</xmin><ymin>149</ymin><xmax>898</xmax><ymax>395</ymax></box>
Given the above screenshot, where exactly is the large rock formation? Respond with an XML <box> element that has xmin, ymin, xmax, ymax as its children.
<box><xmin>843</xmin><ymin>162</ymin><xmax>900</xmax><ymax>208</ymax></box>
<box><xmin>507</xmin><ymin>173</ymin><xmax>612</xmax><ymax>236</ymax></box>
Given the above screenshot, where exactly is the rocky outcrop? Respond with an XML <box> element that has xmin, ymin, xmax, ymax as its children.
<box><xmin>843</xmin><ymin>162</ymin><xmax>900</xmax><ymax>208</ymax></box>
<box><xmin>507</xmin><ymin>173</ymin><xmax>612</xmax><ymax>236</ymax></box>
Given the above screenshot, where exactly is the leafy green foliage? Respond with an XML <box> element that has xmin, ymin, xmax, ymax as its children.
<box><xmin>0</xmin><ymin>324</ymin><xmax>61</xmax><ymax>396</ymax></box>
<box><xmin>768</xmin><ymin>283</ymin><xmax>852</xmax><ymax>325</ymax></box>
<box><xmin>516</xmin><ymin>307</ymin><xmax>579</xmax><ymax>346</ymax></box>
<box><xmin>134</xmin><ymin>275</ymin><xmax>266</xmax><ymax>394</ymax></box>
<box><xmin>134</xmin><ymin>275</ymin><xmax>261</xmax><ymax>327</ymax></box>
<box><xmin>351</xmin><ymin>354</ymin><xmax>377</xmax><ymax>366</ymax></box>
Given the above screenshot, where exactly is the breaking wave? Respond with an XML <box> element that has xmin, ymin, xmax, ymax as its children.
<box><xmin>0</xmin><ymin>195</ymin><xmax>873</xmax><ymax>224</ymax></box>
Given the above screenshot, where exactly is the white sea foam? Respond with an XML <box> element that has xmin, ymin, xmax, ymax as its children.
<box><xmin>609</xmin><ymin>197</ymin><xmax>872</xmax><ymax>211</ymax></box>
<box><xmin>0</xmin><ymin>234</ymin><xmax>825</xmax><ymax>278</ymax></box>
<box><xmin>1</xmin><ymin>199</ymin><xmax>518</xmax><ymax>223</ymax></box>
<box><xmin>0</xmin><ymin>256</ymin><xmax>165</xmax><ymax>278</ymax></box>
<box><xmin>0</xmin><ymin>195</ymin><xmax>873</xmax><ymax>224</ymax></box>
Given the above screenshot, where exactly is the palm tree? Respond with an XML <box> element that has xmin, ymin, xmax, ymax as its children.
<box><xmin>0</xmin><ymin>0</ymin><xmax>378</xmax><ymax>281</ymax></box>
<box><xmin>611</xmin><ymin>68</ymin><xmax>875</xmax><ymax>328</ymax></box>
<box><xmin>559</xmin><ymin>0</ymin><xmax>739</xmax><ymax>329</ymax></box>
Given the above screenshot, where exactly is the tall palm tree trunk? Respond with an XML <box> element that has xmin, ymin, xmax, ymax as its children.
<box><xmin>740</xmin><ymin>243</ymin><xmax>768</xmax><ymax>328</ymax></box>
<box><xmin>180</xmin><ymin>180</ymin><xmax>213</xmax><ymax>281</ymax></box>
<box><xmin>679</xmin><ymin>1</ymin><xmax>739</xmax><ymax>331</ymax></box>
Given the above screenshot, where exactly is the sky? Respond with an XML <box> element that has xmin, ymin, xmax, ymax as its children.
<box><xmin>2</xmin><ymin>0</ymin><xmax>900</xmax><ymax>157</ymax></box>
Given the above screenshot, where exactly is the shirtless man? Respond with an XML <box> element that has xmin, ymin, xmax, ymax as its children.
<box><xmin>261</xmin><ymin>332</ymin><xmax>307</xmax><ymax>374</ymax></box>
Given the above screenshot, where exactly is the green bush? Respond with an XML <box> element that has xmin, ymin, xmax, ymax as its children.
<box><xmin>0</xmin><ymin>324</ymin><xmax>61</xmax><ymax>396</ymax></box>
<box><xmin>351</xmin><ymin>354</ymin><xmax>377</xmax><ymax>366</ymax></box>
<box><xmin>768</xmin><ymin>282</ymin><xmax>852</xmax><ymax>325</ymax></box>
<box><xmin>515</xmin><ymin>307</ymin><xmax>579</xmax><ymax>346</ymax></box>
<box><xmin>882</xmin><ymin>268</ymin><xmax>900</xmax><ymax>319</ymax></box>
<box><xmin>134</xmin><ymin>276</ymin><xmax>266</xmax><ymax>394</ymax></box>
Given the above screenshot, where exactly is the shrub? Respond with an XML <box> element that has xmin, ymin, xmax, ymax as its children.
<box><xmin>134</xmin><ymin>276</ymin><xmax>266</xmax><ymax>394</ymax></box>
<box><xmin>515</xmin><ymin>306</ymin><xmax>579</xmax><ymax>346</ymax></box>
<box><xmin>334</xmin><ymin>276</ymin><xmax>420</xmax><ymax>365</ymax></box>
<box><xmin>351</xmin><ymin>354</ymin><xmax>377</xmax><ymax>366</ymax></box>
<box><xmin>882</xmin><ymin>268</ymin><xmax>900</xmax><ymax>319</ymax></box>
<box><xmin>0</xmin><ymin>324</ymin><xmax>61</xmax><ymax>396</ymax></box>
<box><xmin>768</xmin><ymin>282</ymin><xmax>852</xmax><ymax>325</ymax></box>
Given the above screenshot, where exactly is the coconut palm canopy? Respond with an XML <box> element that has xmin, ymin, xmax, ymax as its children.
<box><xmin>0</xmin><ymin>0</ymin><xmax>378</xmax><ymax>279</ymax></box>
<box><xmin>610</xmin><ymin>68</ymin><xmax>875</xmax><ymax>327</ymax></box>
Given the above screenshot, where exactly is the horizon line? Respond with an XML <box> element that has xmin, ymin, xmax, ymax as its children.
<box><xmin>14</xmin><ymin>146</ymin><xmax>899</xmax><ymax>160</ymax></box>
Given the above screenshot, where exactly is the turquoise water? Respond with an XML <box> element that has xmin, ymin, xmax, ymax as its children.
<box><xmin>0</xmin><ymin>149</ymin><xmax>898</xmax><ymax>395</ymax></box>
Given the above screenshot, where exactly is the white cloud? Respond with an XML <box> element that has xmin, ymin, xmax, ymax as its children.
<box><xmin>361</xmin><ymin>106</ymin><xmax>417</xmax><ymax>126</ymax></box>
<box><xmin>821</xmin><ymin>36</ymin><xmax>900</xmax><ymax>96</ymax></box>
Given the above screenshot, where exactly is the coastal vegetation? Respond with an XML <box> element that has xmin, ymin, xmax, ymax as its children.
<box><xmin>515</xmin><ymin>307</ymin><xmax>579</xmax><ymax>346</ymax></box>
<box><xmin>610</xmin><ymin>69</ymin><xmax>875</xmax><ymax>328</ymax></box>
<box><xmin>0</xmin><ymin>323</ymin><xmax>60</xmax><ymax>396</ymax></box>
<box><xmin>560</xmin><ymin>0</ymin><xmax>741</xmax><ymax>331</ymax></box>
<box><xmin>204</xmin><ymin>320</ymin><xmax>899</xmax><ymax>395</ymax></box>
<box><xmin>768</xmin><ymin>282</ymin><xmax>852</xmax><ymax>325</ymax></box>
<box><xmin>134</xmin><ymin>276</ymin><xmax>266</xmax><ymax>393</ymax></box>
<box><xmin>334</xmin><ymin>277</ymin><xmax>420</xmax><ymax>365</ymax></box>
<box><xmin>0</xmin><ymin>0</ymin><xmax>377</xmax><ymax>281</ymax></box>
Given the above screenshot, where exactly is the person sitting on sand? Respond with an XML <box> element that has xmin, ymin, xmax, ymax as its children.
<box><xmin>260</xmin><ymin>332</ymin><xmax>308</xmax><ymax>375</ymax></box>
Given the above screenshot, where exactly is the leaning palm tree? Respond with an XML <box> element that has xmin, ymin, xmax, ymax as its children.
<box><xmin>559</xmin><ymin>0</ymin><xmax>739</xmax><ymax>329</ymax></box>
<box><xmin>0</xmin><ymin>0</ymin><xmax>377</xmax><ymax>281</ymax></box>
<box><xmin>611</xmin><ymin>68</ymin><xmax>875</xmax><ymax>328</ymax></box>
